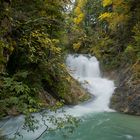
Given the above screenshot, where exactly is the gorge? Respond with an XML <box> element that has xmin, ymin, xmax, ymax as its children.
<box><xmin>1</xmin><ymin>54</ymin><xmax>140</xmax><ymax>140</ymax></box>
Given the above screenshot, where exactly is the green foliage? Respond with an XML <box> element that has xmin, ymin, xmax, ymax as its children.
<box><xmin>67</xmin><ymin>0</ymin><xmax>106</xmax><ymax>53</ymax></box>
<box><xmin>0</xmin><ymin>0</ymin><xmax>90</xmax><ymax>138</ymax></box>
<box><xmin>68</xmin><ymin>0</ymin><xmax>140</xmax><ymax>70</ymax></box>
<box><xmin>0</xmin><ymin>0</ymin><xmax>72</xmax><ymax>119</ymax></box>
<box><xmin>124</xmin><ymin>22</ymin><xmax>140</xmax><ymax>64</ymax></box>
<box><xmin>97</xmin><ymin>0</ymin><xmax>140</xmax><ymax>69</ymax></box>
<box><xmin>0</xmin><ymin>74</ymin><xmax>41</xmax><ymax>117</ymax></box>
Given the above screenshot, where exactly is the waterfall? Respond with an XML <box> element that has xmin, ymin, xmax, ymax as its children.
<box><xmin>0</xmin><ymin>54</ymin><xmax>116</xmax><ymax>140</ymax></box>
<box><xmin>66</xmin><ymin>54</ymin><xmax>115</xmax><ymax>116</ymax></box>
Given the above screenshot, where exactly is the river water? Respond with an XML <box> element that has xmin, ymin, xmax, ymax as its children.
<box><xmin>1</xmin><ymin>54</ymin><xmax>140</xmax><ymax>140</ymax></box>
<box><xmin>41</xmin><ymin>54</ymin><xmax>140</xmax><ymax>140</ymax></box>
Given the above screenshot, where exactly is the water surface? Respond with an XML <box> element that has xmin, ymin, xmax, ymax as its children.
<box><xmin>1</xmin><ymin>54</ymin><xmax>140</xmax><ymax>140</ymax></box>
<box><xmin>39</xmin><ymin>112</ymin><xmax>140</xmax><ymax>140</ymax></box>
<box><xmin>38</xmin><ymin>54</ymin><xmax>140</xmax><ymax>140</ymax></box>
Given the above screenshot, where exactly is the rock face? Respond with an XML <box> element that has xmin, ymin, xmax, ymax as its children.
<box><xmin>62</xmin><ymin>78</ymin><xmax>91</xmax><ymax>105</ymax></box>
<box><xmin>42</xmin><ymin>77</ymin><xmax>91</xmax><ymax>107</ymax></box>
<box><xmin>108</xmin><ymin>64</ymin><xmax>140</xmax><ymax>115</ymax></box>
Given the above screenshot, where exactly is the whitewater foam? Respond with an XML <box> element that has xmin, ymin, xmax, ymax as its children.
<box><xmin>0</xmin><ymin>54</ymin><xmax>116</xmax><ymax>139</ymax></box>
<box><xmin>66</xmin><ymin>54</ymin><xmax>115</xmax><ymax>116</ymax></box>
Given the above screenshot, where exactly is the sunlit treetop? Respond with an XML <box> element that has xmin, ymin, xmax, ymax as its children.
<box><xmin>99</xmin><ymin>0</ymin><xmax>130</xmax><ymax>30</ymax></box>
<box><xmin>73</xmin><ymin>0</ymin><xmax>87</xmax><ymax>25</ymax></box>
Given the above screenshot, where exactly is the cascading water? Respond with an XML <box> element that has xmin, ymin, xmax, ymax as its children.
<box><xmin>65</xmin><ymin>54</ymin><xmax>115</xmax><ymax>116</ymax></box>
<box><xmin>2</xmin><ymin>54</ymin><xmax>140</xmax><ymax>140</ymax></box>
<box><xmin>0</xmin><ymin>54</ymin><xmax>115</xmax><ymax>139</ymax></box>
<box><xmin>41</xmin><ymin>55</ymin><xmax>140</xmax><ymax>140</ymax></box>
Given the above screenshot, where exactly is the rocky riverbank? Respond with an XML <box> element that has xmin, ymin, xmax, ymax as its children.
<box><xmin>104</xmin><ymin>62</ymin><xmax>140</xmax><ymax>115</ymax></box>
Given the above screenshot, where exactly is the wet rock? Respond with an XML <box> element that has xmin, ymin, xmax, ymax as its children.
<box><xmin>108</xmin><ymin>63</ymin><xmax>140</xmax><ymax>115</ymax></box>
<box><xmin>62</xmin><ymin>78</ymin><xmax>91</xmax><ymax>105</ymax></box>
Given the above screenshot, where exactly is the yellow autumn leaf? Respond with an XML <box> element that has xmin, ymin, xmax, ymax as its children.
<box><xmin>73</xmin><ymin>42</ymin><xmax>81</xmax><ymax>50</ymax></box>
<box><xmin>99</xmin><ymin>12</ymin><xmax>112</xmax><ymax>20</ymax></box>
<box><xmin>73</xmin><ymin>0</ymin><xmax>87</xmax><ymax>25</ymax></box>
<box><xmin>102</xmin><ymin>0</ymin><xmax>112</xmax><ymax>7</ymax></box>
<box><xmin>66</xmin><ymin>76</ymin><xmax>71</xmax><ymax>82</ymax></box>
